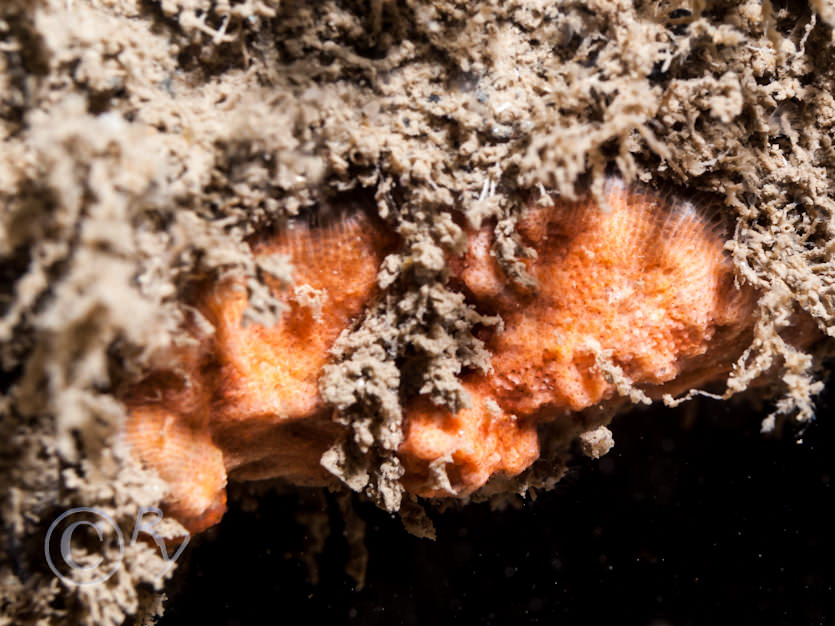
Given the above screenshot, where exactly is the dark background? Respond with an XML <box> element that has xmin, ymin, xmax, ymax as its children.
<box><xmin>159</xmin><ymin>387</ymin><xmax>833</xmax><ymax>626</ymax></box>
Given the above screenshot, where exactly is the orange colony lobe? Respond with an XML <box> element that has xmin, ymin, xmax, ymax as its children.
<box><xmin>400</xmin><ymin>179</ymin><xmax>757</xmax><ymax>497</ymax></box>
<box><xmin>123</xmin><ymin>209</ymin><xmax>393</xmax><ymax>533</ymax></box>
<box><xmin>122</xmin><ymin>365</ymin><xmax>227</xmax><ymax>534</ymax></box>
<box><xmin>204</xmin><ymin>211</ymin><xmax>394</xmax><ymax>478</ymax></box>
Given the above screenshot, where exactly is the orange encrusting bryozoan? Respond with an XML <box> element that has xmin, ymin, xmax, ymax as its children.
<box><xmin>123</xmin><ymin>210</ymin><xmax>393</xmax><ymax>533</ymax></box>
<box><xmin>399</xmin><ymin>180</ymin><xmax>756</xmax><ymax>497</ymax></box>
<box><xmin>123</xmin><ymin>180</ymin><xmax>760</xmax><ymax>533</ymax></box>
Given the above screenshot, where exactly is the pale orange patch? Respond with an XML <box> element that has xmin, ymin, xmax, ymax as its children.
<box><xmin>400</xmin><ymin>380</ymin><xmax>540</xmax><ymax>497</ymax></box>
